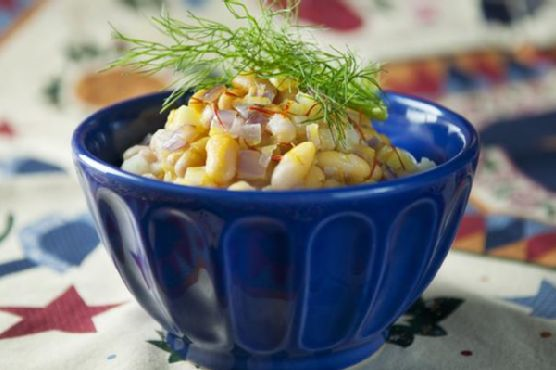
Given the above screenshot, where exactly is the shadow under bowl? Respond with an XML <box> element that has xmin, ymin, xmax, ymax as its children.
<box><xmin>72</xmin><ymin>91</ymin><xmax>479</xmax><ymax>370</ymax></box>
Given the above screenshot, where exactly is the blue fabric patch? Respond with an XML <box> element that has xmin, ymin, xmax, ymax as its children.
<box><xmin>18</xmin><ymin>214</ymin><xmax>99</xmax><ymax>273</ymax></box>
<box><xmin>523</xmin><ymin>219</ymin><xmax>555</xmax><ymax>238</ymax></box>
<box><xmin>445</xmin><ymin>66</ymin><xmax>488</xmax><ymax>93</ymax></box>
<box><xmin>485</xmin><ymin>216</ymin><xmax>524</xmax><ymax>249</ymax></box>
<box><xmin>0</xmin><ymin>258</ymin><xmax>36</xmax><ymax>278</ymax></box>
<box><xmin>507</xmin><ymin>280</ymin><xmax>556</xmax><ymax>320</ymax></box>
<box><xmin>0</xmin><ymin>157</ymin><xmax>64</xmax><ymax>175</ymax></box>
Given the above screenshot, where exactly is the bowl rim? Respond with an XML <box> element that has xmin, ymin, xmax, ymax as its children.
<box><xmin>72</xmin><ymin>90</ymin><xmax>479</xmax><ymax>198</ymax></box>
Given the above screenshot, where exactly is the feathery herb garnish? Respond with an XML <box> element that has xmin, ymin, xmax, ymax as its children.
<box><xmin>109</xmin><ymin>0</ymin><xmax>387</xmax><ymax>143</ymax></box>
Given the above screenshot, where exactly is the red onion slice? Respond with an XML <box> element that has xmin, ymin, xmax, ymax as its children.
<box><xmin>367</xmin><ymin>136</ymin><xmax>382</xmax><ymax>149</ymax></box>
<box><xmin>211</xmin><ymin>109</ymin><xmax>237</xmax><ymax>131</ymax></box>
<box><xmin>240</xmin><ymin>123</ymin><xmax>262</xmax><ymax>145</ymax></box>
<box><xmin>384</xmin><ymin>166</ymin><xmax>397</xmax><ymax>179</ymax></box>
<box><xmin>162</xmin><ymin>130</ymin><xmax>190</xmax><ymax>152</ymax></box>
<box><xmin>237</xmin><ymin>150</ymin><xmax>266</xmax><ymax>180</ymax></box>
<box><xmin>202</xmin><ymin>85</ymin><xmax>226</xmax><ymax>102</ymax></box>
<box><xmin>259</xmin><ymin>144</ymin><xmax>276</xmax><ymax>167</ymax></box>
<box><xmin>235</xmin><ymin>104</ymin><xmax>249</xmax><ymax>118</ymax></box>
<box><xmin>246</xmin><ymin>107</ymin><xmax>271</xmax><ymax>125</ymax></box>
<box><xmin>229</xmin><ymin>116</ymin><xmax>246</xmax><ymax>137</ymax></box>
<box><xmin>200</xmin><ymin>105</ymin><xmax>215</xmax><ymax>128</ymax></box>
<box><xmin>257</xmin><ymin>82</ymin><xmax>277</xmax><ymax>102</ymax></box>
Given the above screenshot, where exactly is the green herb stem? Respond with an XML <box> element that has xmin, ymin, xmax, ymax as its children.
<box><xmin>109</xmin><ymin>0</ymin><xmax>387</xmax><ymax>143</ymax></box>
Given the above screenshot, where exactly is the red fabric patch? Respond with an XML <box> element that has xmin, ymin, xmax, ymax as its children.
<box><xmin>0</xmin><ymin>119</ymin><xmax>15</xmax><ymax>138</ymax></box>
<box><xmin>455</xmin><ymin>215</ymin><xmax>486</xmax><ymax>240</ymax></box>
<box><xmin>0</xmin><ymin>286</ymin><xmax>122</xmax><ymax>339</ymax></box>
<box><xmin>0</xmin><ymin>0</ymin><xmax>17</xmax><ymax>12</ymax></box>
<box><xmin>298</xmin><ymin>0</ymin><xmax>363</xmax><ymax>31</ymax></box>
<box><xmin>526</xmin><ymin>232</ymin><xmax>556</xmax><ymax>260</ymax></box>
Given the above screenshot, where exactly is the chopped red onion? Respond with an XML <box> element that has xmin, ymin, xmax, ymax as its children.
<box><xmin>150</xmin><ymin>129</ymin><xmax>174</xmax><ymax>153</ymax></box>
<box><xmin>235</xmin><ymin>104</ymin><xmax>249</xmax><ymax>118</ymax></box>
<box><xmin>202</xmin><ymin>85</ymin><xmax>226</xmax><ymax>102</ymax></box>
<box><xmin>384</xmin><ymin>167</ymin><xmax>397</xmax><ymax>179</ymax></box>
<box><xmin>162</xmin><ymin>130</ymin><xmax>187</xmax><ymax>152</ymax></box>
<box><xmin>257</xmin><ymin>82</ymin><xmax>277</xmax><ymax>102</ymax></box>
<box><xmin>210</xmin><ymin>109</ymin><xmax>237</xmax><ymax>131</ymax></box>
<box><xmin>247</xmin><ymin>108</ymin><xmax>270</xmax><ymax>125</ymax></box>
<box><xmin>200</xmin><ymin>105</ymin><xmax>215</xmax><ymax>128</ymax></box>
<box><xmin>237</xmin><ymin>150</ymin><xmax>266</xmax><ymax>180</ymax></box>
<box><xmin>259</xmin><ymin>145</ymin><xmax>276</xmax><ymax>167</ymax></box>
<box><xmin>240</xmin><ymin>123</ymin><xmax>262</xmax><ymax>145</ymax></box>
<box><xmin>367</xmin><ymin>136</ymin><xmax>382</xmax><ymax>149</ymax></box>
<box><xmin>229</xmin><ymin>116</ymin><xmax>246</xmax><ymax>137</ymax></box>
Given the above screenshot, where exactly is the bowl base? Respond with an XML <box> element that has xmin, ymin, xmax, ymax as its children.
<box><xmin>164</xmin><ymin>332</ymin><xmax>385</xmax><ymax>370</ymax></box>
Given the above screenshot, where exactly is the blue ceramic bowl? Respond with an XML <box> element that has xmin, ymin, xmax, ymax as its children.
<box><xmin>72</xmin><ymin>91</ymin><xmax>479</xmax><ymax>370</ymax></box>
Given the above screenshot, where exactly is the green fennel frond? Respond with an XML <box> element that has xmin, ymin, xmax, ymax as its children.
<box><xmin>108</xmin><ymin>0</ymin><xmax>387</xmax><ymax>143</ymax></box>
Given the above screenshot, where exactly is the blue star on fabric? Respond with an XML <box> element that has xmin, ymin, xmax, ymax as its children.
<box><xmin>507</xmin><ymin>280</ymin><xmax>556</xmax><ymax>320</ymax></box>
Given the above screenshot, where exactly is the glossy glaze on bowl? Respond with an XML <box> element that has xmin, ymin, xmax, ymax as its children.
<box><xmin>72</xmin><ymin>91</ymin><xmax>479</xmax><ymax>370</ymax></box>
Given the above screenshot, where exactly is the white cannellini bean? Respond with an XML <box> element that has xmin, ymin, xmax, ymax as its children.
<box><xmin>228</xmin><ymin>180</ymin><xmax>256</xmax><ymax>191</ymax></box>
<box><xmin>122</xmin><ymin>154</ymin><xmax>150</xmax><ymax>175</ymax></box>
<box><xmin>123</xmin><ymin>145</ymin><xmax>146</xmax><ymax>160</ymax></box>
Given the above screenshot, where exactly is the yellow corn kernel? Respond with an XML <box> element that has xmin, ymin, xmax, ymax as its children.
<box><xmin>177</xmin><ymin>167</ymin><xmax>217</xmax><ymax>187</ymax></box>
<box><xmin>190</xmin><ymin>136</ymin><xmax>209</xmax><ymax>153</ymax></box>
<box><xmin>369</xmin><ymin>163</ymin><xmax>383</xmax><ymax>181</ymax></box>
<box><xmin>361</xmin><ymin>127</ymin><xmax>379</xmax><ymax>141</ymax></box>
<box><xmin>398</xmin><ymin>149</ymin><xmax>418</xmax><ymax>172</ymax></box>
<box><xmin>209</xmin><ymin>125</ymin><xmax>227</xmax><ymax>137</ymax></box>
<box><xmin>228</xmin><ymin>180</ymin><xmax>255</xmax><ymax>191</ymax></box>
<box><xmin>271</xmin><ymin>142</ymin><xmax>316</xmax><ymax>190</ymax></box>
<box><xmin>297</xmin><ymin>93</ymin><xmax>322</xmax><ymax>117</ymax></box>
<box><xmin>354</xmin><ymin>144</ymin><xmax>376</xmax><ymax>164</ymax></box>
<box><xmin>377</xmin><ymin>146</ymin><xmax>404</xmax><ymax>171</ymax></box>
<box><xmin>206</xmin><ymin>134</ymin><xmax>239</xmax><ymax>184</ymax></box>
<box><xmin>232</xmin><ymin>73</ymin><xmax>257</xmax><ymax>94</ymax></box>
<box><xmin>270</xmin><ymin>76</ymin><xmax>299</xmax><ymax>92</ymax></box>
<box><xmin>174</xmin><ymin>148</ymin><xmax>206</xmax><ymax>178</ymax></box>
<box><xmin>242</xmin><ymin>96</ymin><xmax>272</xmax><ymax>105</ymax></box>
<box><xmin>306</xmin><ymin>123</ymin><xmax>321</xmax><ymax>148</ymax></box>
<box><xmin>378</xmin><ymin>133</ymin><xmax>391</xmax><ymax>145</ymax></box>
<box><xmin>323</xmin><ymin>179</ymin><xmax>344</xmax><ymax>188</ymax></box>
<box><xmin>218</xmin><ymin>91</ymin><xmax>238</xmax><ymax>110</ymax></box>
<box><xmin>163</xmin><ymin>170</ymin><xmax>176</xmax><ymax>182</ymax></box>
<box><xmin>189</xmin><ymin>89</ymin><xmax>208</xmax><ymax>114</ymax></box>
<box><xmin>287</xmin><ymin>102</ymin><xmax>318</xmax><ymax>117</ymax></box>
<box><xmin>163</xmin><ymin>148</ymin><xmax>187</xmax><ymax>168</ymax></box>
<box><xmin>166</xmin><ymin>105</ymin><xmax>201</xmax><ymax>130</ymax></box>
<box><xmin>304</xmin><ymin>165</ymin><xmax>325</xmax><ymax>189</ymax></box>
<box><xmin>149</xmin><ymin>162</ymin><xmax>164</xmax><ymax>178</ymax></box>
<box><xmin>317</xmin><ymin>151</ymin><xmax>371</xmax><ymax>184</ymax></box>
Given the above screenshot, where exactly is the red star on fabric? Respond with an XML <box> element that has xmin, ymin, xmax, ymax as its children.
<box><xmin>0</xmin><ymin>286</ymin><xmax>122</xmax><ymax>339</ymax></box>
<box><xmin>0</xmin><ymin>0</ymin><xmax>17</xmax><ymax>11</ymax></box>
<box><xmin>0</xmin><ymin>119</ymin><xmax>15</xmax><ymax>138</ymax></box>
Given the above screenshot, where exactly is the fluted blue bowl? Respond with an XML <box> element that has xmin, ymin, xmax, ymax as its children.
<box><xmin>72</xmin><ymin>91</ymin><xmax>479</xmax><ymax>370</ymax></box>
